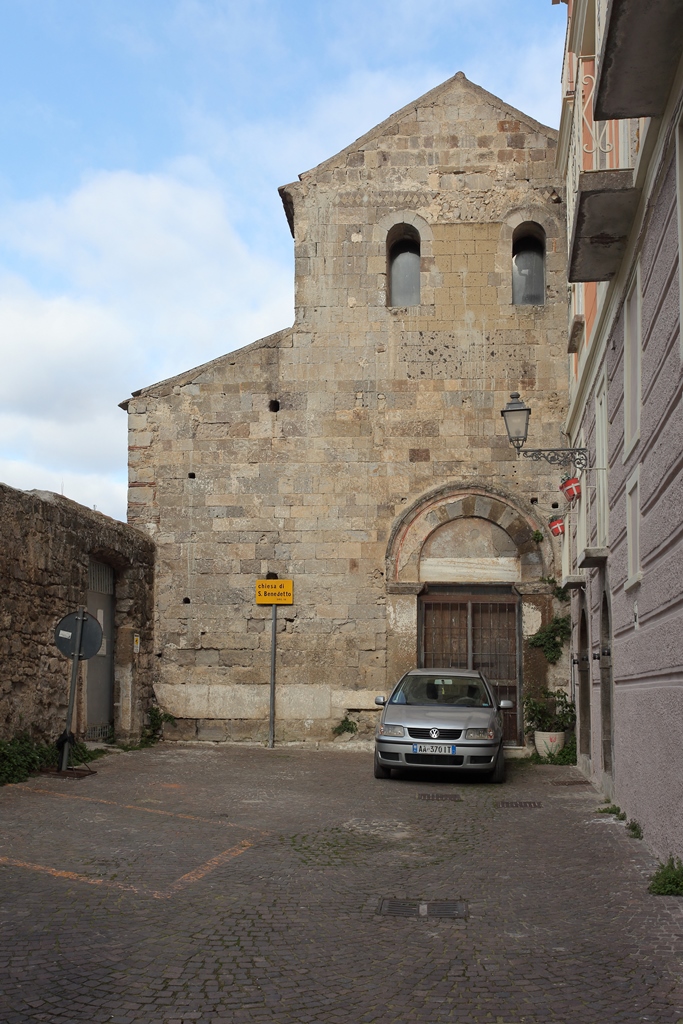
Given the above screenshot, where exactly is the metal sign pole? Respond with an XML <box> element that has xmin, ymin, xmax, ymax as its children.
<box><xmin>268</xmin><ymin>604</ymin><xmax>277</xmax><ymax>749</ymax></box>
<box><xmin>60</xmin><ymin>607</ymin><xmax>85</xmax><ymax>772</ymax></box>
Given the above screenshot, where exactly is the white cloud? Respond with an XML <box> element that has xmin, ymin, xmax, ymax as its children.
<box><xmin>465</xmin><ymin>32</ymin><xmax>566</xmax><ymax>130</ymax></box>
<box><xmin>0</xmin><ymin>168</ymin><xmax>294</xmax><ymax>519</ymax></box>
<box><xmin>0</xmin><ymin>276</ymin><xmax>133</xmax><ymax>422</ymax></box>
<box><xmin>183</xmin><ymin>66</ymin><xmax>447</xmax><ymax>202</ymax></box>
<box><xmin>0</xmin><ymin>7</ymin><xmax>567</xmax><ymax>522</ymax></box>
<box><xmin>0</xmin><ymin>406</ymin><xmax>126</xmax><ymax>473</ymax></box>
<box><xmin>0</xmin><ymin>168</ymin><xmax>293</xmax><ymax>359</ymax></box>
<box><xmin>170</xmin><ymin>0</ymin><xmax>285</xmax><ymax>65</ymax></box>
<box><xmin>0</xmin><ymin>458</ymin><xmax>127</xmax><ymax>522</ymax></box>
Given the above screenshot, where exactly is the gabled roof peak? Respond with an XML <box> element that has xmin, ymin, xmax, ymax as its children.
<box><xmin>294</xmin><ymin>71</ymin><xmax>556</xmax><ymax>184</ymax></box>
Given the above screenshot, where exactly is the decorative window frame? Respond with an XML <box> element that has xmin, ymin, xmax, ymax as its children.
<box><xmin>512</xmin><ymin>222</ymin><xmax>546</xmax><ymax>306</ymax></box>
<box><xmin>677</xmin><ymin>114</ymin><xmax>683</xmax><ymax>360</ymax></box>
<box><xmin>595</xmin><ymin>371</ymin><xmax>609</xmax><ymax>547</ymax></box>
<box><xmin>625</xmin><ymin>465</ymin><xmax>642</xmax><ymax>591</ymax></box>
<box><xmin>622</xmin><ymin>265</ymin><xmax>641</xmax><ymax>460</ymax></box>
<box><xmin>576</xmin><ymin>429</ymin><xmax>588</xmax><ymax>556</ymax></box>
<box><xmin>374</xmin><ymin>211</ymin><xmax>436</xmax><ymax>311</ymax></box>
<box><xmin>496</xmin><ymin>206</ymin><xmax>562</xmax><ymax>310</ymax></box>
<box><xmin>386</xmin><ymin>222</ymin><xmax>421</xmax><ymax>307</ymax></box>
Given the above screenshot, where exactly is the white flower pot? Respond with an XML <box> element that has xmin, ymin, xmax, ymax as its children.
<box><xmin>534</xmin><ymin>730</ymin><xmax>565</xmax><ymax>757</ymax></box>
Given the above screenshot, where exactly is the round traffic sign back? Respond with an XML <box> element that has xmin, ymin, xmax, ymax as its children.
<box><xmin>54</xmin><ymin>611</ymin><xmax>103</xmax><ymax>660</ymax></box>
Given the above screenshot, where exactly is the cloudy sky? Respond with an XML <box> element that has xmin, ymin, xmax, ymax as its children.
<box><xmin>0</xmin><ymin>0</ymin><xmax>567</xmax><ymax>521</ymax></box>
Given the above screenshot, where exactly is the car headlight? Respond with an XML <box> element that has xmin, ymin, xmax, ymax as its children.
<box><xmin>379</xmin><ymin>724</ymin><xmax>405</xmax><ymax>737</ymax></box>
<box><xmin>465</xmin><ymin>727</ymin><xmax>495</xmax><ymax>740</ymax></box>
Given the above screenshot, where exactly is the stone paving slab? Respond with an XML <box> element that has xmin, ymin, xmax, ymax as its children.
<box><xmin>1</xmin><ymin>745</ymin><xmax>683</xmax><ymax>1023</ymax></box>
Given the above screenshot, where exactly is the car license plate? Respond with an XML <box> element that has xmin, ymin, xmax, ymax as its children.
<box><xmin>412</xmin><ymin>743</ymin><xmax>457</xmax><ymax>755</ymax></box>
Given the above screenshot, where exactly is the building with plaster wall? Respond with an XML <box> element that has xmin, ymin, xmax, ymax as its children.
<box><xmin>122</xmin><ymin>73</ymin><xmax>571</xmax><ymax>748</ymax></box>
<box><xmin>556</xmin><ymin>0</ymin><xmax>683</xmax><ymax>856</ymax></box>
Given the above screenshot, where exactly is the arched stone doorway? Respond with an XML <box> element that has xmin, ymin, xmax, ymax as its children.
<box><xmin>386</xmin><ymin>485</ymin><xmax>554</xmax><ymax>746</ymax></box>
<box><xmin>387</xmin><ymin>487</ymin><xmax>546</xmax><ymax>586</ymax></box>
<box><xmin>578</xmin><ymin>607</ymin><xmax>591</xmax><ymax>763</ymax></box>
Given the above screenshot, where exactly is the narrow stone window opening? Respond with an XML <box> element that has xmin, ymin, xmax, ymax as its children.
<box><xmin>182</xmin><ymin>597</ymin><xmax>191</xmax><ymax>604</ymax></box>
<box><xmin>269</xmin><ymin>399</ymin><xmax>280</xmax><ymax>412</ymax></box>
<box><xmin>188</xmin><ymin>472</ymin><xmax>196</xmax><ymax>479</ymax></box>
<box><xmin>387</xmin><ymin>224</ymin><xmax>421</xmax><ymax>306</ymax></box>
<box><xmin>512</xmin><ymin>222</ymin><xmax>546</xmax><ymax>305</ymax></box>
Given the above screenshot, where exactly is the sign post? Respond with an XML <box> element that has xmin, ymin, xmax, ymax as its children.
<box><xmin>269</xmin><ymin>605</ymin><xmax>277</xmax><ymax>749</ymax></box>
<box><xmin>54</xmin><ymin>609</ymin><xmax>103</xmax><ymax>772</ymax></box>
<box><xmin>255</xmin><ymin>579</ymin><xmax>294</xmax><ymax>748</ymax></box>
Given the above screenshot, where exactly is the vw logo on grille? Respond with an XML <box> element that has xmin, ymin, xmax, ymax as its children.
<box><xmin>429</xmin><ymin>728</ymin><xmax>440</xmax><ymax>739</ymax></box>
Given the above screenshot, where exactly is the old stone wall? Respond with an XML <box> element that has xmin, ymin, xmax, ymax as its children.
<box><xmin>125</xmin><ymin>73</ymin><xmax>570</xmax><ymax>744</ymax></box>
<box><xmin>0</xmin><ymin>484</ymin><xmax>155</xmax><ymax>742</ymax></box>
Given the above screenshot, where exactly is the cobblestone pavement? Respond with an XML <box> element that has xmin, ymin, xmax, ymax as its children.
<box><xmin>1</xmin><ymin>744</ymin><xmax>683</xmax><ymax>1024</ymax></box>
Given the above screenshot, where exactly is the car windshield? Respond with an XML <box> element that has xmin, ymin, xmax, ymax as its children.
<box><xmin>390</xmin><ymin>674</ymin><xmax>491</xmax><ymax>707</ymax></box>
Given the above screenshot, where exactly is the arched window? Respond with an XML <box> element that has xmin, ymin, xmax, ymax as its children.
<box><xmin>387</xmin><ymin>224</ymin><xmax>420</xmax><ymax>306</ymax></box>
<box><xmin>512</xmin><ymin>223</ymin><xmax>546</xmax><ymax>305</ymax></box>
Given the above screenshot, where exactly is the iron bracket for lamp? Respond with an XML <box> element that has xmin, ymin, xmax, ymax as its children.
<box><xmin>500</xmin><ymin>394</ymin><xmax>589</xmax><ymax>472</ymax></box>
<box><xmin>516</xmin><ymin>447</ymin><xmax>589</xmax><ymax>472</ymax></box>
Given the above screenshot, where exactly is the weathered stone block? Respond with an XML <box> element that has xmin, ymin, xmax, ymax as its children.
<box><xmin>197</xmin><ymin>719</ymin><xmax>230</xmax><ymax>742</ymax></box>
<box><xmin>163</xmin><ymin>718</ymin><xmax>198</xmax><ymax>741</ymax></box>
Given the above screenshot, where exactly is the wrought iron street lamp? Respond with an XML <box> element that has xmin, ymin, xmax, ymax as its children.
<box><xmin>500</xmin><ymin>392</ymin><xmax>588</xmax><ymax>472</ymax></box>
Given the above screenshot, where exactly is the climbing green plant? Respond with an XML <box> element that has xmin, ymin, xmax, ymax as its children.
<box><xmin>140</xmin><ymin>706</ymin><xmax>177</xmax><ymax>747</ymax></box>
<box><xmin>541</xmin><ymin>575</ymin><xmax>571</xmax><ymax>603</ymax></box>
<box><xmin>528</xmin><ymin>614</ymin><xmax>572</xmax><ymax>664</ymax></box>
<box><xmin>523</xmin><ymin>688</ymin><xmax>576</xmax><ymax>732</ymax></box>
<box><xmin>117</xmin><ymin>707</ymin><xmax>177</xmax><ymax>751</ymax></box>
<box><xmin>332</xmin><ymin>716</ymin><xmax>358</xmax><ymax>737</ymax></box>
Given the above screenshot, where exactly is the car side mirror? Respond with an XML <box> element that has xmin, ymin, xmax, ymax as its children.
<box><xmin>374</xmin><ymin>696</ymin><xmax>386</xmax><ymax>706</ymax></box>
<box><xmin>499</xmin><ymin>700</ymin><xmax>514</xmax><ymax>709</ymax></box>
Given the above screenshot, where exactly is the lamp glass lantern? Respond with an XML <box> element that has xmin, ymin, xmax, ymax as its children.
<box><xmin>501</xmin><ymin>392</ymin><xmax>531</xmax><ymax>451</ymax></box>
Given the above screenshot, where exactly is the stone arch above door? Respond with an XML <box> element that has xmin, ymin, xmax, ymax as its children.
<box><xmin>420</xmin><ymin>516</ymin><xmax>520</xmax><ymax>583</ymax></box>
<box><xmin>386</xmin><ymin>486</ymin><xmax>550</xmax><ymax>585</ymax></box>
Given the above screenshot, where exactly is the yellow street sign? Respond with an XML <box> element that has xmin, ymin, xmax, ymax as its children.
<box><xmin>256</xmin><ymin>579</ymin><xmax>294</xmax><ymax>605</ymax></box>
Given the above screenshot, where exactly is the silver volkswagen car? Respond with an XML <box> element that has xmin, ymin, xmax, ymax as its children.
<box><xmin>374</xmin><ymin>668</ymin><xmax>513</xmax><ymax>783</ymax></box>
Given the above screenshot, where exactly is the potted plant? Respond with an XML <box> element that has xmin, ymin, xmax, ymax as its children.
<box><xmin>559</xmin><ymin>475</ymin><xmax>581</xmax><ymax>503</ymax></box>
<box><xmin>523</xmin><ymin>688</ymin><xmax>576</xmax><ymax>756</ymax></box>
<box><xmin>548</xmin><ymin>514</ymin><xmax>565</xmax><ymax>537</ymax></box>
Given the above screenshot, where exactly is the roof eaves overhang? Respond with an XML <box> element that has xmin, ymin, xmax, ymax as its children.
<box><xmin>594</xmin><ymin>0</ymin><xmax>683</xmax><ymax>119</ymax></box>
<box><xmin>278</xmin><ymin>183</ymin><xmax>296</xmax><ymax>238</ymax></box>
<box><xmin>568</xmin><ymin>168</ymin><xmax>641</xmax><ymax>282</ymax></box>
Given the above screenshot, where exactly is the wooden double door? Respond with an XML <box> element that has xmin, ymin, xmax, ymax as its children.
<box><xmin>419</xmin><ymin>587</ymin><xmax>522</xmax><ymax>745</ymax></box>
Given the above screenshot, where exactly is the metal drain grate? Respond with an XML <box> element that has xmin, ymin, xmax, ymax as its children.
<box><xmin>417</xmin><ymin>793</ymin><xmax>462</xmax><ymax>802</ymax></box>
<box><xmin>497</xmin><ymin>801</ymin><xmax>543</xmax><ymax>808</ymax></box>
<box><xmin>551</xmin><ymin>779</ymin><xmax>590</xmax><ymax>787</ymax></box>
<box><xmin>378</xmin><ymin>898</ymin><xmax>468</xmax><ymax>919</ymax></box>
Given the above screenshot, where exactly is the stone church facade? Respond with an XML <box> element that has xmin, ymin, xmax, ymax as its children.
<box><xmin>122</xmin><ymin>73</ymin><xmax>570</xmax><ymax>746</ymax></box>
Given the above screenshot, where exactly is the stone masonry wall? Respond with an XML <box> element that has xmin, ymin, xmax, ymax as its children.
<box><xmin>0</xmin><ymin>484</ymin><xmax>155</xmax><ymax>742</ymax></box>
<box><xmin>125</xmin><ymin>73</ymin><xmax>571</xmax><ymax>743</ymax></box>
